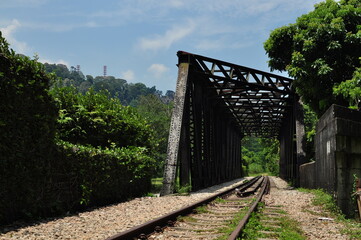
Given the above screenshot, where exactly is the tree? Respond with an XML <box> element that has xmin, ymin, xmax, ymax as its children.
<box><xmin>333</xmin><ymin>64</ymin><xmax>361</xmax><ymax>109</ymax></box>
<box><xmin>0</xmin><ymin>32</ymin><xmax>58</xmax><ymax>224</ymax></box>
<box><xmin>264</xmin><ymin>0</ymin><xmax>361</xmax><ymax>116</ymax></box>
<box><xmin>50</xmin><ymin>86</ymin><xmax>156</xmax><ymax>151</ymax></box>
<box><xmin>135</xmin><ymin>94</ymin><xmax>173</xmax><ymax>176</ymax></box>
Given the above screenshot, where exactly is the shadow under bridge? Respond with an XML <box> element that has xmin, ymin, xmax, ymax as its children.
<box><xmin>161</xmin><ymin>51</ymin><xmax>306</xmax><ymax>196</ymax></box>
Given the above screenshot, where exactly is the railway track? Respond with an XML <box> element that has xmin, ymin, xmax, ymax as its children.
<box><xmin>106</xmin><ymin>176</ymin><xmax>270</xmax><ymax>240</ymax></box>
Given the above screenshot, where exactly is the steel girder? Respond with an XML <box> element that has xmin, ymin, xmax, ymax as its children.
<box><xmin>161</xmin><ymin>51</ymin><xmax>304</xmax><ymax>196</ymax></box>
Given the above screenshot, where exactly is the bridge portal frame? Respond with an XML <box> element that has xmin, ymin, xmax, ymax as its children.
<box><xmin>161</xmin><ymin>52</ymin><xmax>305</xmax><ymax>196</ymax></box>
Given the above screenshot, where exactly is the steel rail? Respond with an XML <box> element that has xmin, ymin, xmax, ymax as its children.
<box><xmin>227</xmin><ymin>176</ymin><xmax>270</xmax><ymax>240</ymax></box>
<box><xmin>105</xmin><ymin>176</ymin><xmax>261</xmax><ymax>240</ymax></box>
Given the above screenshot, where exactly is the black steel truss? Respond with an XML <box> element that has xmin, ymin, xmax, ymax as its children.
<box><xmin>161</xmin><ymin>51</ymin><xmax>304</xmax><ymax>196</ymax></box>
<box><xmin>185</xmin><ymin>51</ymin><xmax>294</xmax><ymax>137</ymax></box>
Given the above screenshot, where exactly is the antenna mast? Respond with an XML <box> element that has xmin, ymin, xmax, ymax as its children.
<box><xmin>103</xmin><ymin>65</ymin><xmax>107</xmax><ymax>77</ymax></box>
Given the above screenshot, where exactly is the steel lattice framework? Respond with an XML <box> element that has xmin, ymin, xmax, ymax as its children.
<box><xmin>161</xmin><ymin>51</ymin><xmax>305</xmax><ymax>195</ymax></box>
<box><xmin>190</xmin><ymin>52</ymin><xmax>293</xmax><ymax>137</ymax></box>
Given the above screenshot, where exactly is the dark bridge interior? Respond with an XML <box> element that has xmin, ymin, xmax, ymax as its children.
<box><xmin>161</xmin><ymin>51</ymin><xmax>305</xmax><ymax>196</ymax></box>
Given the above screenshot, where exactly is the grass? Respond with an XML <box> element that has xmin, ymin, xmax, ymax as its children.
<box><xmin>150</xmin><ymin>178</ymin><xmax>163</xmax><ymax>193</ymax></box>
<box><xmin>298</xmin><ymin>188</ymin><xmax>361</xmax><ymax>239</ymax></box>
<box><xmin>241</xmin><ymin>204</ymin><xmax>305</xmax><ymax>240</ymax></box>
<box><xmin>214</xmin><ymin>197</ymin><xmax>227</xmax><ymax>204</ymax></box>
<box><xmin>216</xmin><ymin>208</ymin><xmax>249</xmax><ymax>240</ymax></box>
<box><xmin>195</xmin><ymin>205</ymin><xmax>209</xmax><ymax>214</ymax></box>
<box><xmin>298</xmin><ymin>188</ymin><xmax>343</xmax><ymax>218</ymax></box>
<box><xmin>177</xmin><ymin>215</ymin><xmax>197</xmax><ymax>222</ymax></box>
<box><xmin>151</xmin><ymin>177</ymin><xmax>193</xmax><ymax>195</ymax></box>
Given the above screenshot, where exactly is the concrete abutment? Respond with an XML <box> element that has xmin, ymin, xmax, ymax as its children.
<box><xmin>300</xmin><ymin>104</ymin><xmax>361</xmax><ymax>216</ymax></box>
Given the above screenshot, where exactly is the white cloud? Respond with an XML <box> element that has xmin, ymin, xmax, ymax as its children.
<box><xmin>0</xmin><ymin>19</ymin><xmax>30</xmax><ymax>54</ymax></box>
<box><xmin>20</xmin><ymin>21</ymin><xmax>101</xmax><ymax>33</ymax></box>
<box><xmin>121</xmin><ymin>70</ymin><xmax>135</xmax><ymax>81</ymax></box>
<box><xmin>148</xmin><ymin>64</ymin><xmax>168</xmax><ymax>78</ymax></box>
<box><xmin>138</xmin><ymin>19</ymin><xmax>196</xmax><ymax>51</ymax></box>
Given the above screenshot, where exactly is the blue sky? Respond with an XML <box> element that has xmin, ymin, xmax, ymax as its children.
<box><xmin>0</xmin><ymin>0</ymin><xmax>322</xmax><ymax>93</ymax></box>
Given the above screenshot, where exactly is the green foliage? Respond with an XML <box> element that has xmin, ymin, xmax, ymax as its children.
<box><xmin>151</xmin><ymin>178</ymin><xmax>163</xmax><ymax>193</ymax></box>
<box><xmin>0</xmin><ymin>32</ymin><xmax>58</xmax><ymax>224</ymax></box>
<box><xmin>303</xmin><ymin>104</ymin><xmax>318</xmax><ymax>162</ymax></box>
<box><xmin>242</xmin><ymin>137</ymin><xmax>280</xmax><ymax>175</ymax></box>
<box><xmin>298</xmin><ymin>188</ymin><xmax>343</xmax><ymax>217</ymax></box>
<box><xmin>134</xmin><ymin>94</ymin><xmax>173</xmax><ymax>176</ymax></box>
<box><xmin>242</xmin><ymin>206</ymin><xmax>305</xmax><ymax>240</ymax></box>
<box><xmin>44</xmin><ymin>63</ymin><xmax>172</xmax><ymax>106</ymax></box>
<box><xmin>264</xmin><ymin>0</ymin><xmax>361</xmax><ymax>116</ymax></box>
<box><xmin>0</xmin><ymin>32</ymin><xmax>159</xmax><ymax>225</ymax></box>
<box><xmin>175</xmin><ymin>183</ymin><xmax>192</xmax><ymax>194</ymax></box>
<box><xmin>333</xmin><ymin>64</ymin><xmax>361</xmax><ymax>109</ymax></box>
<box><xmin>241</xmin><ymin>212</ymin><xmax>264</xmax><ymax>240</ymax></box>
<box><xmin>50</xmin><ymin>86</ymin><xmax>156</xmax><ymax>151</ymax></box>
<box><xmin>298</xmin><ymin>188</ymin><xmax>361</xmax><ymax>239</ymax></box>
<box><xmin>195</xmin><ymin>206</ymin><xmax>208</xmax><ymax>214</ymax></box>
<box><xmin>54</xmin><ymin>141</ymin><xmax>155</xmax><ymax>207</ymax></box>
<box><xmin>217</xmin><ymin>205</ymin><xmax>249</xmax><ymax>239</ymax></box>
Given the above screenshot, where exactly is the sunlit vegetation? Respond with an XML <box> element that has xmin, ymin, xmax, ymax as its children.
<box><xmin>241</xmin><ymin>204</ymin><xmax>305</xmax><ymax>240</ymax></box>
<box><xmin>242</xmin><ymin>137</ymin><xmax>280</xmax><ymax>176</ymax></box>
<box><xmin>298</xmin><ymin>188</ymin><xmax>361</xmax><ymax>239</ymax></box>
<box><xmin>0</xmin><ymin>32</ymin><xmax>165</xmax><ymax>225</ymax></box>
<box><xmin>265</xmin><ymin>0</ymin><xmax>361</xmax><ymax>116</ymax></box>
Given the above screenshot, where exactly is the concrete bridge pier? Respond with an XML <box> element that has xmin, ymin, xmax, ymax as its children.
<box><xmin>300</xmin><ymin>104</ymin><xmax>361</xmax><ymax>217</ymax></box>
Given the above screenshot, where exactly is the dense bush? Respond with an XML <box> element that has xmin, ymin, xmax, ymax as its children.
<box><xmin>50</xmin><ymin>86</ymin><xmax>156</xmax><ymax>151</ymax></box>
<box><xmin>0</xmin><ymin>33</ymin><xmax>58</xmax><ymax>224</ymax></box>
<box><xmin>51</xmin><ymin>141</ymin><xmax>155</xmax><ymax>209</ymax></box>
<box><xmin>134</xmin><ymin>94</ymin><xmax>173</xmax><ymax>177</ymax></box>
<box><xmin>0</xmin><ymin>32</ymin><xmax>157</xmax><ymax>225</ymax></box>
<box><xmin>242</xmin><ymin>137</ymin><xmax>280</xmax><ymax>175</ymax></box>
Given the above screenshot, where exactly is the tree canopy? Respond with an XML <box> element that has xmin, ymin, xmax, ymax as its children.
<box><xmin>0</xmin><ymin>32</ymin><xmax>161</xmax><ymax>224</ymax></box>
<box><xmin>45</xmin><ymin>63</ymin><xmax>174</xmax><ymax>106</ymax></box>
<box><xmin>264</xmin><ymin>0</ymin><xmax>361</xmax><ymax>115</ymax></box>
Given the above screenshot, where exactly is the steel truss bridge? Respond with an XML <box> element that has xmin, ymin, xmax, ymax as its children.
<box><xmin>161</xmin><ymin>51</ymin><xmax>306</xmax><ymax>195</ymax></box>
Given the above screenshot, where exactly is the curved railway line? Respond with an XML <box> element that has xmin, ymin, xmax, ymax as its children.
<box><xmin>106</xmin><ymin>176</ymin><xmax>270</xmax><ymax>240</ymax></box>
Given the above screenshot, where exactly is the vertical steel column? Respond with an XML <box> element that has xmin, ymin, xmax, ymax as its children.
<box><xmin>191</xmin><ymin>78</ymin><xmax>204</xmax><ymax>190</ymax></box>
<box><xmin>294</xmin><ymin>97</ymin><xmax>306</xmax><ymax>186</ymax></box>
<box><xmin>160</xmin><ymin>58</ymin><xmax>190</xmax><ymax>196</ymax></box>
<box><xmin>179</xmin><ymin>89</ymin><xmax>191</xmax><ymax>187</ymax></box>
<box><xmin>278</xmin><ymin>110</ymin><xmax>295</xmax><ymax>181</ymax></box>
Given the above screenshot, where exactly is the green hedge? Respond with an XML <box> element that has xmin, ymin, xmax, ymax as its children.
<box><xmin>53</xmin><ymin>141</ymin><xmax>155</xmax><ymax>208</ymax></box>
<box><xmin>0</xmin><ymin>140</ymin><xmax>155</xmax><ymax>224</ymax></box>
<box><xmin>0</xmin><ymin>32</ymin><xmax>156</xmax><ymax>224</ymax></box>
<box><xmin>0</xmin><ymin>32</ymin><xmax>58</xmax><ymax>224</ymax></box>
<box><xmin>50</xmin><ymin>86</ymin><xmax>156</xmax><ymax>150</ymax></box>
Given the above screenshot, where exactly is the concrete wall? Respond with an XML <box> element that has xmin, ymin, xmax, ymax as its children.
<box><xmin>300</xmin><ymin>162</ymin><xmax>315</xmax><ymax>189</ymax></box>
<box><xmin>300</xmin><ymin>105</ymin><xmax>361</xmax><ymax>216</ymax></box>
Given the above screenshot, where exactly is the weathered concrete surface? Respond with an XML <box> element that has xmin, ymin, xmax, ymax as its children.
<box><xmin>300</xmin><ymin>161</ymin><xmax>315</xmax><ymax>189</ymax></box>
<box><xmin>300</xmin><ymin>104</ymin><xmax>361</xmax><ymax>216</ymax></box>
<box><xmin>160</xmin><ymin>61</ymin><xmax>190</xmax><ymax>196</ymax></box>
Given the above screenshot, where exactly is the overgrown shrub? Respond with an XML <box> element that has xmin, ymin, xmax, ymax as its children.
<box><xmin>50</xmin><ymin>86</ymin><xmax>156</xmax><ymax>151</ymax></box>
<box><xmin>0</xmin><ymin>32</ymin><xmax>58</xmax><ymax>224</ymax></box>
<box><xmin>51</xmin><ymin>141</ymin><xmax>155</xmax><ymax>209</ymax></box>
<box><xmin>0</xmin><ymin>32</ymin><xmax>157</xmax><ymax>225</ymax></box>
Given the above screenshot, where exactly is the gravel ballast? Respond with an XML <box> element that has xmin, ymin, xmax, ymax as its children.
<box><xmin>0</xmin><ymin>176</ymin><xmax>350</xmax><ymax>240</ymax></box>
<box><xmin>0</xmin><ymin>178</ymin><xmax>249</xmax><ymax>240</ymax></box>
<box><xmin>264</xmin><ymin>176</ymin><xmax>348</xmax><ymax>240</ymax></box>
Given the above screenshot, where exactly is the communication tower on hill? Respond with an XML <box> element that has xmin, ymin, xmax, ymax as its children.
<box><xmin>76</xmin><ymin>65</ymin><xmax>80</xmax><ymax>72</ymax></box>
<box><xmin>103</xmin><ymin>65</ymin><xmax>107</xmax><ymax>77</ymax></box>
